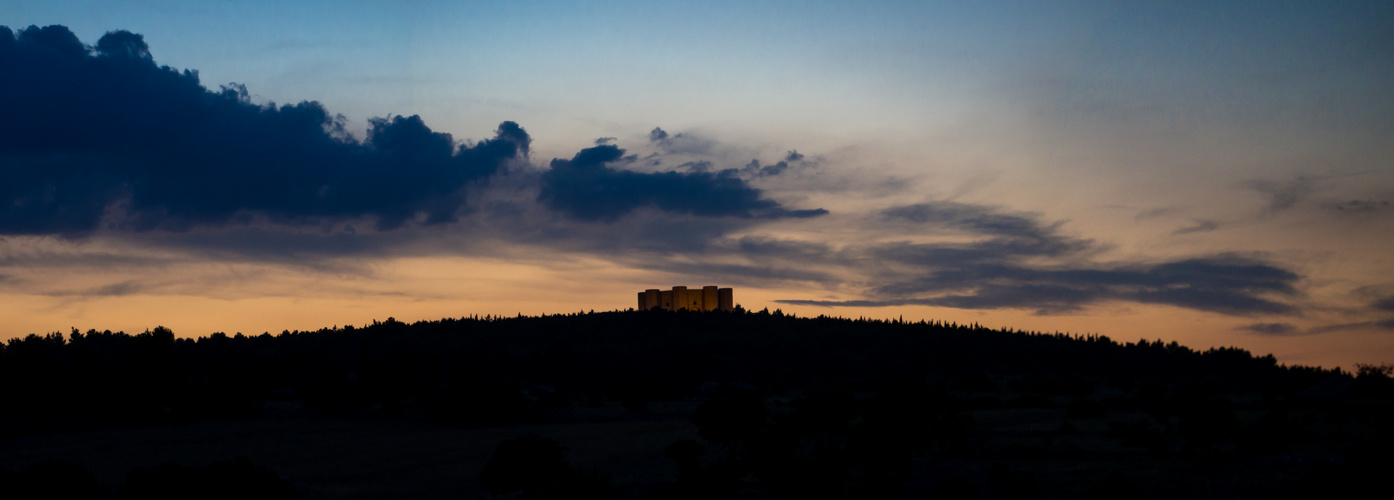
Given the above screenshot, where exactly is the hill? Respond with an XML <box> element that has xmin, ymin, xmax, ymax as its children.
<box><xmin>2</xmin><ymin>309</ymin><xmax>1391</xmax><ymax>498</ymax></box>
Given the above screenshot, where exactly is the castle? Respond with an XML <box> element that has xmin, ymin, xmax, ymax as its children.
<box><xmin>638</xmin><ymin>286</ymin><xmax>734</xmax><ymax>312</ymax></box>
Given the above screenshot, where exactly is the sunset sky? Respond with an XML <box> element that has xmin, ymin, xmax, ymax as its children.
<box><xmin>4</xmin><ymin>1</ymin><xmax>1393</xmax><ymax>369</ymax></box>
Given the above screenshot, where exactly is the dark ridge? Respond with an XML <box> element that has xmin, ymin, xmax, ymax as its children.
<box><xmin>0</xmin><ymin>309</ymin><xmax>1346</xmax><ymax>434</ymax></box>
<box><xmin>3</xmin><ymin>309</ymin><xmax>1390</xmax><ymax>498</ymax></box>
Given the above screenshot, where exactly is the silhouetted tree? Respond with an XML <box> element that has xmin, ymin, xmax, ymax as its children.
<box><xmin>664</xmin><ymin>439</ymin><xmax>706</xmax><ymax>481</ymax></box>
<box><xmin>479</xmin><ymin>434</ymin><xmax>607</xmax><ymax>499</ymax></box>
<box><xmin>117</xmin><ymin>457</ymin><xmax>295</xmax><ymax>500</ymax></box>
<box><xmin>691</xmin><ymin>385</ymin><xmax>768</xmax><ymax>456</ymax></box>
<box><xmin>0</xmin><ymin>461</ymin><xmax>101</xmax><ymax>500</ymax></box>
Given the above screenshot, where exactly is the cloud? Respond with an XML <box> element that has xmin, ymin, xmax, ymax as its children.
<box><xmin>740</xmin><ymin>159</ymin><xmax>797</xmax><ymax>178</ymax></box>
<box><xmin>1246</xmin><ymin>176</ymin><xmax>1316</xmax><ymax>213</ymax></box>
<box><xmin>39</xmin><ymin>280</ymin><xmax>144</xmax><ymax>297</ymax></box>
<box><xmin>0</xmin><ymin>25</ymin><xmax>1326</xmax><ymax>324</ymax></box>
<box><xmin>1172</xmin><ymin>220</ymin><xmax>1219</xmax><ymax>235</ymax></box>
<box><xmin>1238</xmin><ymin>322</ymin><xmax>1299</xmax><ymax>335</ymax></box>
<box><xmin>1133</xmin><ymin>208</ymin><xmax>1174</xmax><ymax>221</ymax></box>
<box><xmin>1332</xmin><ymin>199</ymin><xmax>1391</xmax><ymax>213</ymax></box>
<box><xmin>773</xmin><ymin>201</ymin><xmax>1301</xmax><ymax>316</ymax></box>
<box><xmin>734</xmin><ymin>236</ymin><xmax>835</xmax><ymax>261</ymax></box>
<box><xmin>1307</xmin><ymin>320</ymin><xmax>1394</xmax><ymax>335</ymax></box>
<box><xmin>647</xmin><ymin>126</ymin><xmax>715</xmax><ymax>154</ymax></box>
<box><xmin>0</xmin><ymin>25</ymin><xmax>530</xmax><ymax>235</ymax></box>
<box><xmin>882</xmin><ymin>201</ymin><xmax>1068</xmax><ymax>242</ymax></box>
<box><xmin>661</xmin><ymin>261</ymin><xmax>838</xmax><ymax>287</ymax></box>
<box><xmin>794</xmin><ymin>255</ymin><xmax>1300</xmax><ymax>316</ymax></box>
<box><xmin>537</xmin><ymin>144</ymin><xmax>826</xmax><ymax>222</ymax></box>
<box><xmin>0</xmin><ymin>25</ymin><xmax>827</xmax><ymax>255</ymax></box>
<box><xmin>676</xmin><ymin>161</ymin><xmax>713</xmax><ymax>173</ymax></box>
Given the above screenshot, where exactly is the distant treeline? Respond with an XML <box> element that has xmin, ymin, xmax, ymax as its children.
<box><xmin>0</xmin><ymin>308</ymin><xmax>1343</xmax><ymax>435</ymax></box>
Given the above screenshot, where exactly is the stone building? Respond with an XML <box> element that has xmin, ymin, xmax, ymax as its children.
<box><xmin>638</xmin><ymin>286</ymin><xmax>733</xmax><ymax>312</ymax></box>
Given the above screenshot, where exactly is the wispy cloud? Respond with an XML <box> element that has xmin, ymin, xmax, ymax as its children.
<box><xmin>1172</xmin><ymin>220</ymin><xmax>1219</xmax><ymax>235</ymax></box>
<box><xmin>38</xmin><ymin>281</ymin><xmax>145</xmax><ymax>298</ymax></box>
<box><xmin>1306</xmin><ymin>320</ymin><xmax>1394</xmax><ymax>335</ymax></box>
<box><xmin>1237</xmin><ymin>322</ymin><xmax>1300</xmax><ymax>336</ymax></box>
<box><xmin>1246</xmin><ymin>176</ymin><xmax>1316</xmax><ymax>214</ymax></box>
<box><xmin>775</xmin><ymin>201</ymin><xmax>1301</xmax><ymax>316</ymax></box>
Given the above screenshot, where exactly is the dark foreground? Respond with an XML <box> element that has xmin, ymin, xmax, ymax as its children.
<box><xmin>2</xmin><ymin>309</ymin><xmax>1391</xmax><ymax>498</ymax></box>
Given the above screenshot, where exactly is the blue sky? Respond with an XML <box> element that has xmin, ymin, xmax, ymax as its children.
<box><xmin>4</xmin><ymin>1</ymin><xmax>1393</xmax><ymax>368</ymax></box>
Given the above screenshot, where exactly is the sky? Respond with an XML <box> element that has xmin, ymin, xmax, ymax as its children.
<box><xmin>3</xmin><ymin>1</ymin><xmax>1393</xmax><ymax>369</ymax></box>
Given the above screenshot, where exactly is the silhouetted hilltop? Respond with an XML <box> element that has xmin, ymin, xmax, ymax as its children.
<box><xmin>3</xmin><ymin>309</ymin><xmax>1391</xmax><ymax>498</ymax></box>
<box><xmin>0</xmin><ymin>309</ymin><xmax>1350</xmax><ymax>433</ymax></box>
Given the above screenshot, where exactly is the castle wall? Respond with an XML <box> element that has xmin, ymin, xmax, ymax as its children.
<box><xmin>672</xmin><ymin>286</ymin><xmax>688</xmax><ymax>311</ymax></box>
<box><xmin>686</xmin><ymin>290</ymin><xmax>704</xmax><ymax>311</ymax></box>
<box><xmin>639</xmin><ymin>285</ymin><xmax>733</xmax><ymax>312</ymax></box>
<box><xmin>702</xmin><ymin>286</ymin><xmax>718</xmax><ymax>311</ymax></box>
<box><xmin>644</xmin><ymin>289</ymin><xmax>660</xmax><ymax>310</ymax></box>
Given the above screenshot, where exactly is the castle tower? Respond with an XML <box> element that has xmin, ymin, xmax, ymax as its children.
<box><xmin>671</xmin><ymin>286</ymin><xmax>688</xmax><ymax>311</ymax></box>
<box><xmin>718</xmin><ymin>288</ymin><xmax>733</xmax><ymax>311</ymax></box>
<box><xmin>685</xmin><ymin>287</ymin><xmax>704</xmax><ymax>311</ymax></box>
<box><xmin>702</xmin><ymin>286</ymin><xmax>719</xmax><ymax>311</ymax></box>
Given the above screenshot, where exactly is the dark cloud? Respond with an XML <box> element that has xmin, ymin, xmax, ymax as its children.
<box><xmin>662</xmin><ymin>261</ymin><xmax>837</xmax><ymax>286</ymax></box>
<box><xmin>2</xmin><ymin>25</ymin><xmax>814</xmax><ymax>246</ymax></box>
<box><xmin>1172</xmin><ymin>220</ymin><xmax>1219</xmax><ymax>235</ymax></box>
<box><xmin>740</xmin><ymin>159</ymin><xmax>792</xmax><ymax>178</ymax></box>
<box><xmin>0</xmin><ymin>26</ymin><xmax>1327</xmax><ymax>324</ymax></box>
<box><xmin>39</xmin><ymin>280</ymin><xmax>144</xmax><ymax>297</ymax></box>
<box><xmin>882</xmin><ymin>201</ymin><xmax>1067</xmax><ymax>242</ymax></box>
<box><xmin>1307</xmin><ymin>320</ymin><xmax>1394</xmax><ymax>335</ymax></box>
<box><xmin>1238</xmin><ymin>323</ymin><xmax>1299</xmax><ymax>335</ymax></box>
<box><xmin>1333</xmin><ymin>199</ymin><xmax>1390</xmax><ymax>212</ymax></box>
<box><xmin>130</xmin><ymin>227</ymin><xmax>415</xmax><ymax>270</ymax></box>
<box><xmin>640</xmin><ymin>129</ymin><xmax>815</xmax><ymax>183</ymax></box>
<box><xmin>781</xmin><ymin>256</ymin><xmax>1300</xmax><ymax>316</ymax></box>
<box><xmin>1133</xmin><ymin>208</ymin><xmax>1174</xmax><ymax>221</ymax></box>
<box><xmin>773</xmin><ymin>201</ymin><xmax>1301</xmax><ymax>316</ymax></box>
<box><xmin>537</xmin><ymin>145</ymin><xmax>826</xmax><ymax>222</ymax></box>
<box><xmin>677</xmin><ymin>161</ymin><xmax>713</xmax><ymax>173</ymax></box>
<box><xmin>646</xmin><ymin>126</ymin><xmax>714</xmax><ymax>154</ymax></box>
<box><xmin>637</xmin><ymin>236</ymin><xmax>846</xmax><ymax>286</ymax></box>
<box><xmin>1247</xmin><ymin>176</ymin><xmax>1315</xmax><ymax>213</ymax></box>
<box><xmin>1375</xmin><ymin>296</ymin><xmax>1394</xmax><ymax>313</ymax></box>
<box><xmin>0</xmin><ymin>25</ymin><xmax>530</xmax><ymax>235</ymax></box>
<box><xmin>840</xmin><ymin>256</ymin><xmax>1299</xmax><ymax>316</ymax></box>
<box><xmin>734</xmin><ymin>236</ymin><xmax>834</xmax><ymax>261</ymax></box>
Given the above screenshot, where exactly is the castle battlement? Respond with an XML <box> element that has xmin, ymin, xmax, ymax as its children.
<box><xmin>639</xmin><ymin>286</ymin><xmax>733</xmax><ymax>312</ymax></box>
